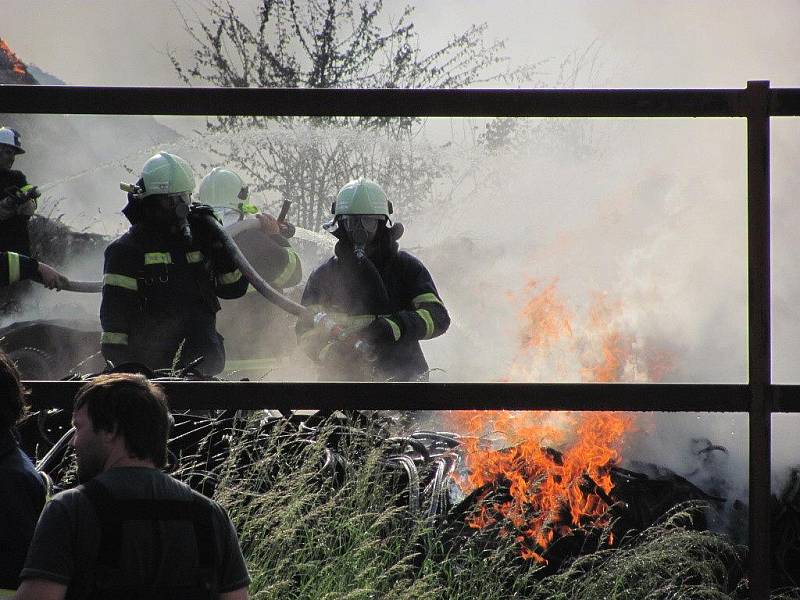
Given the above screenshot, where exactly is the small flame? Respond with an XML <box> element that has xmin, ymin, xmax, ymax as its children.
<box><xmin>0</xmin><ymin>38</ymin><xmax>31</xmax><ymax>78</ymax></box>
<box><xmin>451</xmin><ymin>279</ymin><xmax>675</xmax><ymax>561</ymax></box>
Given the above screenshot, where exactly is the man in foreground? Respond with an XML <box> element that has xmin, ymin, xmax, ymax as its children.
<box><xmin>15</xmin><ymin>373</ymin><xmax>250</xmax><ymax>599</ymax></box>
<box><xmin>0</xmin><ymin>352</ymin><xmax>47</xmax><ymax>598</ymax></box>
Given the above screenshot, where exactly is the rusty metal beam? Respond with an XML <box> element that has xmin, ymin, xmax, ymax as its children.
<box><xmin>746</xmin><ymin>80</ymin><xmax>772</xmax><ymax>598</ymax></box>
<box><xmin>26</xmin><ymin>380</ymin><xmax>751</xmax><ymax>412</ymax></box>
<box><xmin>0</xmin><ymin>84</ymin><xmax>749</xmax><ymax>117</ymax></box>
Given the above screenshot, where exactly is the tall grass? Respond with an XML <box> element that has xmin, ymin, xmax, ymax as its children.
<box><xmin>178</xmin><ymin>412</ymin><xmax>794</xmax><ymax>599</ymax></box>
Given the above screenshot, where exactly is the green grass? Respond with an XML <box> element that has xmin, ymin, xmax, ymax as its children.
<box><xmin>178</xmin><ymin>413</ymin><xmax>795</xmax><ymax>599</ymax></box>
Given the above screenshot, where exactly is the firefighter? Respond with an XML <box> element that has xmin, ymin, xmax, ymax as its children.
<box><xmin>197</xmin><ymin>168</ymin><xmax>302</xmax><ymax>372</ymax></box>
<box><xmin>16</xmin><ymin>373</ymin><xmax>250</xmax><ymax>600</ymax></box>
<box><xmin>296</xmin><ymin>178</ymin><xmax>450</xmax><ymax>381</ymax></box>
<box><xmin>0</xmin><ymin>352</ymin><xmax>47</xmax><ymax>597</ymax></box>
<box><xmin>0</xmin><ymin>127</ymin><xmax>39</xmax><ymax>257</ymax></box>
<box><xmin>0</xmin><ymin>251</ymin><xmax>67</xmax><ymax>290</ymax></box>
<box><xmin>100</xmin><ymin>153</ymin><xmax>248</xmax><ymax>375</ymax></box>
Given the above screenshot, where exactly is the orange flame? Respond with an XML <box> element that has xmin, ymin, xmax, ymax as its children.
<box><xmin>0</xmin><ymin>38</ymin><xmax>30</xmax><ymax>77</ymax></box>
<box><xmin>449</xmin><ymin>280</ymin><xmax>675</xmax><ymax>561</ymax></box>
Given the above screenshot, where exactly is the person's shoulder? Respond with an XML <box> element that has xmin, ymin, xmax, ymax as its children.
<box><xmin>1</xmin><ymin>169</ymin><xmax>27</xmax><ymax>186</ymax></box>
<box><xmin>309</xmin><ymin>256</ymin><xmax>336</xmax><ymax>277</ymax></box>
<box><xmin>395</xmin><ymin>249</ymin><xmax>429</xmax><ymax>271</ymax></box>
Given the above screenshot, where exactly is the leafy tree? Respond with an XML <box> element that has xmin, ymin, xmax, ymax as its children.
<box><xmin>171</xmin><ymin>0</ymin><xmax>524</xmax><ymax>229</ymax></box>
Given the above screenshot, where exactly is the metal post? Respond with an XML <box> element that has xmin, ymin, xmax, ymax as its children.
<box><xmin>747</xmin><ymin>80</ymin><xmax>771</xmax><ymax>598</ymax></box>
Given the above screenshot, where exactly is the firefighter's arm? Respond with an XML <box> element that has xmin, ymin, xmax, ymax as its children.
<box><xmin>208</xmin><ymin>243</ymin><xmax>249</xmax><ymax>300</ymax></box>
<box><xmin>363</xmin><ymin>258</ymin><xmax>450</xmax><ymax>344</ymax></box>
<box><xmin>1</xmin><ymin>251</ymin><xmax>38</xmax><ymax>286</ymax></box>
<box><xmin>100</xmin><ymin>242</ymin><xmax>140</xmax><ymax>365</ymax></box>
<box><xmin>13</xmin><ymin>579</ymin><xmax>66</xmax><ymax>600</ymax></box>
<box><xmin>238</xmin><ymin>223</ymin><xmax>302</xmax><ymax>289</ymax></box>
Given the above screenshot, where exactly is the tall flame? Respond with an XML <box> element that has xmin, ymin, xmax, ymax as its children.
<box><xmin>450</xmin><ymin>279</ymin><xmax>674</xmax><ymax>562</ymax></box>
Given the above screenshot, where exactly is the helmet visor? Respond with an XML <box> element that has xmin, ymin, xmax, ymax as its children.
<box><xmin>340</xmin><ymin>215</ymin><xmax>384</xmax><ymax>235</ymax></box>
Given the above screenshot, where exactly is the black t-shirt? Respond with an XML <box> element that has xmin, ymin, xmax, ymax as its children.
<box><xmin>0</xmin><ymin>429</ymin><xmax>46</xmax><ymax>590</ymax></box>
<box><xmin>21</xmin><ymin>467</ymin><xmax>250</xmax><ymax>598</ymax></box>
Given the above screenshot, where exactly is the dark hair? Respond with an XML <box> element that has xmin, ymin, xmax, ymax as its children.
<box><xmin>0</xmin><ymin>351</ymin><xmax>27</xmax><ymax>429</ymax></box>
<box><xmin>73</xmin><ymin>373</ymin><xmax>169</xmax><ymax>468</ymax></box>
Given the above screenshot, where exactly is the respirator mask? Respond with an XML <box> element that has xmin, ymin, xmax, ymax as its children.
<box><xmin>340</xmin><ymin>215</ymin><xmax>385</xmax><ymax>259</ymax></box>
<box><xmin>156</xmin><ymin>192</ymin><xmax>193</xmax><ymax>245</ymax></box>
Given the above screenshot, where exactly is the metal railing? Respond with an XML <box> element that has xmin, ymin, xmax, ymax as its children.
<box><xmin>4</xmin><ymin>80</ymin><xmax>800</xmax><ymax>598</ymax></box>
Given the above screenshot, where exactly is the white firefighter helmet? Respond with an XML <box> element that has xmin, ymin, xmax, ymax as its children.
<box><xmin>323</xmin><ymin>178</ymin><xmax>393</xmax><ymax>231</ymax></box>
<box><xmin>0</xmin><ymin>127</ymin><xmax>25</xmax><ymax>154</ymax></box>
<box><xmin>197</xmin><ymin>167</ymin><xmax>257</xmax><ymax>221</ymax></box>
<box><xmin>138</xmin><ymin>152</ymin><xmax>195</xmax><ymax>198</ymax></box>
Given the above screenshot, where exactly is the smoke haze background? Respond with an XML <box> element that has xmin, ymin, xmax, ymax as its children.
<box><xmin>2</xmin><ymin>0</ymin><xmax>800</xmax><ymax>503</ymax></box>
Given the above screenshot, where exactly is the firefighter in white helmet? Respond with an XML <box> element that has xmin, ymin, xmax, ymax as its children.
<box><xmin>0</xmin><ymin>127</ymin><xmax>40</xmax><ymax>257</ymax></box>
<box><xmin>197</xmin><ymin>168</ymin><xmax>302</xmax><ymax>371</ymax></box>
<box><xmin>296</xmin><ymin>178</ymin><xmax>450</xmax><ymax>381</ymax></box>
<box><xmin>100</xmin><ymin>152</ymin><xmax>248</xmax><ymax>375</ymax></box>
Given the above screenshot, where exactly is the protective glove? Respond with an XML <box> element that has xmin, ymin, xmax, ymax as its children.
<box><xmin>360</xmin><ymin>317</ymin><xmax>398</xmax><ymax>345</ymax></box>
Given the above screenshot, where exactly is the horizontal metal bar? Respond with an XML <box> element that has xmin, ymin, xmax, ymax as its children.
<box><xmin>0</xmin><ymin>85</ymin><xmax>751</xmax><ymax>118</ymax></box>
<box><xmin>771</xmin><ymin>385</ymin><xmax>800</xmax><ymax>412</ymax></box>
<box><xmin>771</xmin><ymin>88</ymin><xmax>800</xmax><ymax>117</ymax></box>
<box><xmin>25</xmin><ymin>381</ymin><xmax>751</xmax><ymax>412</ymax></box>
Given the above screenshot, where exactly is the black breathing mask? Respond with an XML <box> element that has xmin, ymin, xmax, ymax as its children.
<box><xmin>340</xmin><ymin>215</ymin><xmax>384</xmax><ymax>260</ymax></box>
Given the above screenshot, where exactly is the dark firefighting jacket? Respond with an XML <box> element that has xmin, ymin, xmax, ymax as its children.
<box><xmin>100</xmin><ymin>221</ymin><xmax>248</xmax><ymax>375</ymax></box>
<box><xmin>0</xmin><ymin>251</ymin><xmax>38</xmax><ymax>287</ymax></box>
<box><xmin>0</xmin><ymin>169</ymin><xmax>37</xmax><ymax>256</ymax></box>
<box><xmin>296</xmin><ymin>237</ymin><xmax>449</xmax><ymax>381</ymax></box>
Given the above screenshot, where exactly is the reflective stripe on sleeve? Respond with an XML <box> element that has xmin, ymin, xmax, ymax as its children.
<box><xmin>382</xmin><ymin>317</ymin><xmax>401</xmax><ymax>341</ymax></box>
<box><xmin>101</xmin><ymin>331</ymin><xmax>129</xmax><ymax>345</ymax></box>
<box><xmin>412</xmin><ymin>292</ymin><xmax>444</xmax><ymax>308</ymax></box>
<box><xmin>416</xmin><ymin>308</ymin><xmax>435</xmax><ymax>339</ymax></box>
<box><xmin>271</xmin><ymin>248</ymin><xmax>299</xmax><ymax>288</ymax></box>
<box><xmin>103</xmin><ymin>273</ymin><xmax>138</xmax><ymax>291</ymax></box>
<box><xmin>217</xmin><ymin>269</ymin><xmax>242</xmax><ymax>285</ymax></box>
<box><xmin>7</xmin><ymin>251</ymin><xmax>20</xmax><ymax>283</ymax></box>
<box><xmin>185</xmin><ymin>251</ymin><xmax>204</xmax><ymax>264</ymax></box>
<box><xmin>144</xmin><ymin>252</ymin><xmax>172</xmax><ymax>265</ymax></box>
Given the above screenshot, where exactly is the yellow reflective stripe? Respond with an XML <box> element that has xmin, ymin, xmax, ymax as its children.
<box><xmin>271</xmin><ymin>248</ymin><xmax>299</xmax><ymax>288</ymax></box>
<box><xmin>412</xmin><ymin>292</ymin><xmax>444</xmax><ymax>308</ymax></box>
<box><xmin>217</xmin><ymin>269</ymin><xmax>242</xmax><ymax>285</ymax></box>
<box><xmin>224</xmin><ymin>358</ymin><xmax>278</xmax><ymax>371</ymax></box>
<box><xmin>101</xmin><ymin>331</ymin><xmax>129</xmax><ymax>345</ymax></box>
<box><xmin>20</xmin><ymin>184</ymin><xmax>35</xmax><ymax>193</ymax></box>
<box><xmin>416</xmin><ymin>308</ymin><xmax>435</xmax><ymax>339</ymax></box>
<box><xmin>144</xmin><ymin>252</ymin><xmax>172</xmax><ymax>265</ymax></box>
<box><xmin>382</xmin><ymin>317</ymin><xmax>401</xmax><ymax>341</ymax></box>
<box><xmin>0</xmin><ymin>589</ymin><xmax>17</xmax><ymax>598</ymax></box>
<box><xmin>7</xmin><ymin>251</ymin><xmax>20</xmax><ymax>283</ymax></box>
<box><xmin>103</xmin><ymin>273</ymin><xmax>138</xmax><ymax>291</ymax></box>
<box><xmin>185</xmin><ymin>251</ymin><xmax>204</xmax><ymax>264</ymax></box>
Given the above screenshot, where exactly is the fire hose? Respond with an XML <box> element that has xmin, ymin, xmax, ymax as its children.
<box><xmin>201</xmin><ymin>214</ymin><xmax>377</xmax><ymax>362</ymax></box>
<box><xmin>34</xmin><ymin>277</ymin><xmax>104</xmax><ymax>293</ymax></box>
